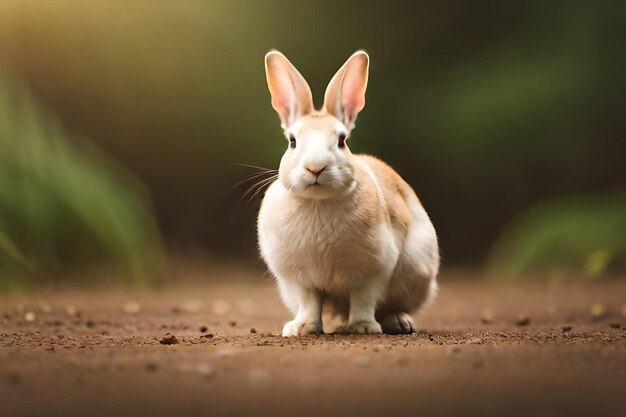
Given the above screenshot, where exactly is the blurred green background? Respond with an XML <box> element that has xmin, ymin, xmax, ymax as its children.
<box><xmin>0</xmin><ymin>0</ymin><xmax>624</xmax><ymax>288</ymax></box>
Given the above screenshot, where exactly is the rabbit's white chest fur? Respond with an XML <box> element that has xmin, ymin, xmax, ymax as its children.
<box><xmin>258</xmin><ymin>179</ymin><xmax>399</xmax><ymax>295</ymax></box>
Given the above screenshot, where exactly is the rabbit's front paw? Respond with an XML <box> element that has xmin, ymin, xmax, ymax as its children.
<box><xmin>336</xmin><ymin>320</ymin><xmax>382</xmax><ymax>334</ymax></box>
<box><xmin>282</xmin><ymin>319</ymin><xmax>323</xmax><ymax>337</ymax></box>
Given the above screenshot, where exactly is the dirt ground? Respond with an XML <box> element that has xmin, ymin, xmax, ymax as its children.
<box><xmin>1</xmin><ymin>270</ymin><xmax>625</xmax><ymax>417</ymax></box>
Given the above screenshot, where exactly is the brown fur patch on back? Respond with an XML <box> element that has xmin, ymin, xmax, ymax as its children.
<box><xmin>355</xmin><ymin>154</ymin><xmax>414</xmax><ymax>232</ymax></box>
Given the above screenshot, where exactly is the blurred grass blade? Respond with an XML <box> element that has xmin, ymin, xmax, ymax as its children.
<box><xmin>0</xmin><ymin>76</ymin><xmax>165</xmax><ymax>289</ymax></box>
<box><xmin>488</xmin><ymin>191</ymin><xmax>626</xmax><ymax>278</ymax></box>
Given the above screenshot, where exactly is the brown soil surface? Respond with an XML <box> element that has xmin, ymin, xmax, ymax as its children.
<box><xmin>1</xmin><ymin>273</ymin><xmax>625</xmax><ymax>417</ymax></box>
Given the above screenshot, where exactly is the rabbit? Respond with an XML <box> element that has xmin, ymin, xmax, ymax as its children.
<box><xmin>257</xmin><ymin>50</ymin><xmax>439</xmax><ymax>336</ymax></box>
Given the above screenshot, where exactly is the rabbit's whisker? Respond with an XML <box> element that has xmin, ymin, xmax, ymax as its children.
<box><xmin>220</xmin><ymin>166</ymin><xmax>278</xmax><ymax>198</ymax></box>
<box><xmin>246</xmin><ymin>175</ymin><xmax>279</xmax><ymax>207</ymax></box>
<box><xmin>237</xmin><ymin>174</ymin><xmax>278</xmax><ymax>209</ymax></box>
<box><xmin>233</xmin><ymin>163</ymin><xmax>277</xmax><ymax>171</ymax></box>
<box><xmin>232</xmin><ymin>170</ymin><xmax>278</xmax><ymax>189</ymax></box>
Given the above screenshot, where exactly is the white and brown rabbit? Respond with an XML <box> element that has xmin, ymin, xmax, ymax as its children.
<box><xmin>258</xmin><ymin>50</ymin><xmax>439</xmax><ymax>336</ymax></box>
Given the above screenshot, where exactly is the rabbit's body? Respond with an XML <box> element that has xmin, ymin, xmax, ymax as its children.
<box><xmin>259</xmin><ymin>51</ymin><xmax>439</xmax><ymax>336</ymax></box>
<box><xmin>259</xmin><ymin>153</ymin><xmax>438</xmax><ymax>334</ymax></box>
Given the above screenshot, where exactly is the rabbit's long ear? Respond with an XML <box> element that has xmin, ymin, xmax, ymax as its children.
<box><xmin>323</xmin><ymin>51</ymin><xmax>369</xmax><ymax>129</ymax></box>
<box><xmin>265</xmin><ymin>51</ymin><xmax>314</xmax><ymax>129</ymax></box>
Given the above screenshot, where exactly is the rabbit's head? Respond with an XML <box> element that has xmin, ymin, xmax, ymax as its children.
<box><xmin>264</xmin><ymin>51</ymin><xmax>369</xmax><ymax>200</ymax></box>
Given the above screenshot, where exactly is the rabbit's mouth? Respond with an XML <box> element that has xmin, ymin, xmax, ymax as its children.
<box><xmin>290</xmin><ymin>177</ymin><xmax>355</xmax><ymax>200</ymax></box>
<box><xmin>296</xmin><ymin>180</ymin><xmax>336</xmax><ymax>198</ymax></box>
<box><xmin>304</xmin><ymin>176</ymin><xmax>323</xmax><ymax>188</ymax></box>
<box><xmin>286</xmin><ymin>166</ymin><xmax>355</xmax><ymax>200</ymax></box>
<box><xmin>307</xmin><ymin>178</ymin><xmax>326</xmax><ymax>188</ymax></box>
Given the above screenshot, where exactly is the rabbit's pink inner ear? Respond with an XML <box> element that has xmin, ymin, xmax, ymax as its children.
<box><xmin>323</xmin><ymin>51</ymin><xmax>369</xmax><ymax>128</ymax></box>
<box><xmin>266</xmin><ymin>57</ymin><xmax>296</xmax><ymax>126</ymax></box>
<box><xmin>265</xmin><ymin>51</ymin><xmax>313</xmax><ymax>128</ymax></box>
<box><xmin>341</xmin><ymin>54</ymin><xmax>369</xmax><ymax>124</ymax></box>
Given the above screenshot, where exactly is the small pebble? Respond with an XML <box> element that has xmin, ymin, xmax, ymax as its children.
<box><xmin>229</xmin><ymin>320</ymin><xmax>237</xmax><ymax>327</ymax></box>
<box><xmin>24</xmin><ymin>311</ymin><xmax>36</xmax><ymax>322</ymax></box>
<box><xmin>481</xmin><ymin>309</ymin><xmax>494</xmax><ymax>324</ymax></box>
<box><xmin>609</xmin><ymin>323</ymin><xmax>621</xmax><ymax>329</ymax></box>
<box><xmin>250</xmin><ymin>327</ymin><xmax>257</xmax><ymax>334</ymax></box>
<box><xmin>159</xmin><ymin>333</ymin><xmax>178</xmax><ymax>345</ymax></box>
<box><xmin>213</xmin><ymin>348</ymin><xmax>235</xmax><ymax>358</ymax></box>
<box><xmin>590</xmin><ymin>303</ymin><xmax>607</xmax><ymax>320</ymax></box>
<box><xmin>199</xmin><ymin>325</ymin><xmax>208</xmax><ymax>333</ymax></box>
<box><xmin>123</xmin><ymin>301</ymin><xmax>141</xmax><ymax>315</ymax></box>
<box><xmin>65</xmin><ymin>306</ymin><xmax>79</xmax><ymax>317</ymax></box>
<box><xmin>562</xmin><ymin>325</ymin><xmax>573</xmax><ymax>332</ymax></box>
<box><xmin>86</xmin><ymin>320</ymin><xmax>96</xmax><ymax>328</ymax></box>
<box><xmin>38</xmin><ymin>302</ymin><xmax>52</xmax><ymax>313</ymax></box>
<box><xmin>516</xmin><ymin>314</ymin><xmax>530</xmax><ymax>326</ymax></box>
<box><xmin>196</xmin><ymin>363</ymin><xmax>214</xmax><ymax>377</ymax></box>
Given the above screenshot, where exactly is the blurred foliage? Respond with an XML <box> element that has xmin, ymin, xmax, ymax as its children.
<box><xmin>0</xmin><ymin>1</ymin><xmax>623</xmax><ymax>278</ymax></box>
<box><xmin>0</xmin><ymin>78</ymin><xmax>164</xmax><ymax>290</ymax></box>
<box><xmin>489</xmin><ymin>192</ymin><xmax>626</xmax><ymax>278</ymax></box>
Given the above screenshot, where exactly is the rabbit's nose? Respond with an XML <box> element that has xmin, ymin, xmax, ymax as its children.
<box><xmin>305</xmin><ymin>165</ymin><xmax>327</xmax><ymax>177</ymax></box>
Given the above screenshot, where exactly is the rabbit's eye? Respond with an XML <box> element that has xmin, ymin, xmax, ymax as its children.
<box><xmin>289</xmin><ymin>135</ymin><xmax>296</xmax><ymax>149</ymax></box>
<box><xmin>338</xmin><ymin>133</ymin><xmax>347</xmax><ymax>148</ymax></box>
